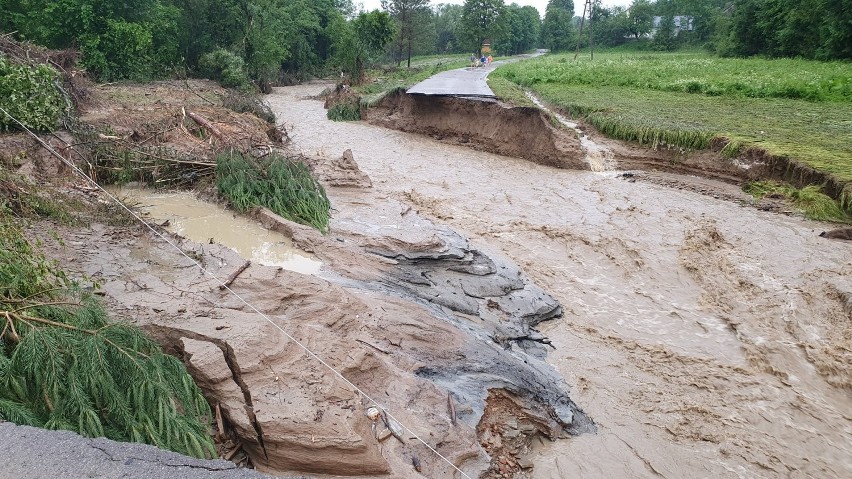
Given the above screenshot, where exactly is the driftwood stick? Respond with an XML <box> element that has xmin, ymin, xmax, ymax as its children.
<box><xmin>187</xmin><ymin>110</ymin><xmax>225</xmax><ymax>142</ymax></box>
<box><xmin>448</xmin><ymin>392</ymin><xmax>457</xmax><ymax>426</ymax></box>
<box><xmin>219</xmin><ymin>261</ymin><xmax>251</xmax><ymax>290</ymax></box>
<box><xmin>223</xmin><ymin>441</ymin><xmax>242</xmax><ymax>461</ymax></box>
<box><xmin>215</xmin><ymin>403</ymin><xmax>225</xmax><ymax>442</ymax></box>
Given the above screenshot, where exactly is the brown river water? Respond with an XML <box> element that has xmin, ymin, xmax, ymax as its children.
<box><xmin>111</xmin><ymin>186</ymin><xmax>322</xmax><ymax>275</ymax></box>
<box><xmin>263</xmin><ymin>84</ymin><xmax>851</xmax><ymax>479</ymax></box>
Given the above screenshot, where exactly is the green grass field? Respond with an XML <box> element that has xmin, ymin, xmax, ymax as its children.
<box><xmin>490</xmin><ymin>51</ymin><xmax>852</xmax><ymax>187</ymax></box>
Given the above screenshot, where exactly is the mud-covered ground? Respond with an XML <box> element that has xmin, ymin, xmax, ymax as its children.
<box><xmin>268</xmin><ymin>83</ymin><xmax>852</xmax><ymax>479</ymax></box>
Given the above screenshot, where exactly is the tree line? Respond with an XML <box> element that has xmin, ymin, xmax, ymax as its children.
<box><xmin>542</xmin><ymin>1</ymin><xmax>850</xmax><ymax>61</ymax></box>
<box><xmin>0</xmin><ymin>0</ymin><xmax>848</xmax><ymax>88</ymax></box>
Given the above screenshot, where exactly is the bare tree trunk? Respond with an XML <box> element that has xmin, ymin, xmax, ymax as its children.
<box><xmin>407</xmin><ymin>30</ymin><xmax>412</xmax><ymax>69</ymax></box>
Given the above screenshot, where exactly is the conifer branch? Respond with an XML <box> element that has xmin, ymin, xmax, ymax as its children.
<box><xmin>4</xmin><ymin>310</ymin><xmax>151</xmax><ymax>362</ymax></box>
<box><xmin>11</xmin><ymin>300</ymin><xmax>81</xmax><ymax>313</ymax></box>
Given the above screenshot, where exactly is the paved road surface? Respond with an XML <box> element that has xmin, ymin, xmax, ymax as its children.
<box><xmin>0</xmin><ymin>422</ymin><xmax>303</xmax><ymax>479</ymax></box>
<box><xmin>406</xmin><ymin>51</ymin><xmax>546</xmax><ymax>98</ymax></box>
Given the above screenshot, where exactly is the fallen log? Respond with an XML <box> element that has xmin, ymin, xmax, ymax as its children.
<box><xmin>187</xmin><ymin>110</ymin><xmax>225</xmax><ymax>143</ymax></box>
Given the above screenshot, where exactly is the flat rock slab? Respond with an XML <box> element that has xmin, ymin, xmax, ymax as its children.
<box><xmin>0</xmin><ymin>422</ymin><xmax>296</xmax><ymax>479</ymax></box>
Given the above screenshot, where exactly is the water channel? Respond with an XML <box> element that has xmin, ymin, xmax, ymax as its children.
<box><xmin>112</xmin><ymin>186</ymin><xmax>321</xmax><ymax>275</ymax></box>
<box><xmin>264</xmin><ymin>83</ymin><xmax>851</xmax><ymax>479</ymax></box>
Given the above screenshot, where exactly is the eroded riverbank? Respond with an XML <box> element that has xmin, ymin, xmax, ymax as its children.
<box><xmin>269</xmin><ymin>83</ymin><xmax>852</xmax><ymax>478</ymax></box>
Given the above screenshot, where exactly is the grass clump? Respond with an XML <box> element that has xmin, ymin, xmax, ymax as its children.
<box><xmin>327</xmin><ymin>100</ymin><xmax>362</xmax><ymax>121</ymax></box>
<box><xmin>216</xmin><ymin>150</ymin><xmax>331</xmax><ymax>232</ymax></box>
<box><xmin>744</xmin><ymin>181</ymin><xmax>850</xmax><ymax>223</ymax></box>
<box><xmin>0</xmin><ymin>205</ymin><xmax>214</xmax><ymax>458</ymax></box>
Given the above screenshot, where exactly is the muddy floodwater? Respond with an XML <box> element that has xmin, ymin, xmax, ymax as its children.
<box><xmin>267</xmin><ymin>84</ymin><xmax>851</xmax><ymax>478</ymax></box>
<box><xmin>112</xmin><ymin>187</ymin><xmax>322</xmax><ymax>275</ymax></box>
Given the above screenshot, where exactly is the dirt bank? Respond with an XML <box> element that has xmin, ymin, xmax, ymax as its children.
<box><xmin>365</xmin><ymin>91</ymin><xmax>584</xmax><ymax>169</ymax></box>
<box><xmin>367</xmin><ymin>91</ymin><xmax>852</xmax><ymax>211</ymax></box>
<box><xmin>269</xmin><ymin>82</ymin><xmax>852</xmax><ymax>479</ymax></box>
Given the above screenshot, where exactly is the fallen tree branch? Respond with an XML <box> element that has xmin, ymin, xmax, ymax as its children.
<box><xmin>219</xmin><ymin>261</ymin><xmax>251</xmax><ymax>290</ymax></box>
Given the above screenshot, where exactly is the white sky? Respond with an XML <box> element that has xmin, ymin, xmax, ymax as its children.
<box><xmin>358</xmin><ymin>1</ymin><xmax>634</xmax><ymax>16</ymax></box>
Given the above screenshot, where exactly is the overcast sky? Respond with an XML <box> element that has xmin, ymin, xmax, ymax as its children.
<box><xmin>358</xmin><ymin>0</ymin><xmax>634</xmax><ymax>16</ymax></box>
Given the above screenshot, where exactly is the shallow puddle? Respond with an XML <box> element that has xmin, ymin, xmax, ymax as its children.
<box><xmin>113</xmin><ymin>187</ymin><xmax>322</xmax><ymax>275</ymax></box>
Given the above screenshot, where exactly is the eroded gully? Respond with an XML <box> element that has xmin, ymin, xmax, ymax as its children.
<box><xmin>267</xmin><ymin>84</ymin><xmax>852</xmax><ymax>479</ymax></box>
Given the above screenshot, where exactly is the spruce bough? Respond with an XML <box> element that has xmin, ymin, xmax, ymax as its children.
<box><xmin>0</xmin><ymin>209</ymin><xmax>215</xmax><ymax>458</ymax></box>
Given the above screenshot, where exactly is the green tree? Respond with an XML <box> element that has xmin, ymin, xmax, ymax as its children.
<box><xmin>494</xmin><ymin>3</ymin><xmax>541</xmax><ymax>55</ymax></box>
<box><xmin>541</xmin><ymin>0</ymin><xmax>575</xmax><ymax>52</ymax></box>
<box><xmin>434</xmin><ymin>3</ymin><xmax>464</xmax><ymax>53</ymax></box>
<box><xmin>652</xmin><ymin>14</ymin><xmax>678</xmax><ymax>50</ymax></box>
<box><xmin>331</xmin><ymin>9</ymin><xmax>395</xmax><ymax>83</ymax></box>
<box><xmin>382</xmin><ymin>0</ymin><xmax>430</xmax><ymax>68</ymax></box>
<box><xmin>627</xmin><ymin>0</ymin><xmax>654</xmax><ymax>40</ymax></box>
<box><xmin>717</xmin><ymin>0</ymin><xmax>851</xmax><ymax>60</ymax></box>
<box><xmin>591</xmin><ymin>5</ymin><xmax>630</xmax><ymax>47</ymax></box>
<box><xmin>461</xmin><ymin>0</ymin><xmax>507</xmax><ymax>57</ymax></box>
<box><xmin>1</xmin><ymin>0</ymin><xmax>184</xmax><ymax>80</ymax></box>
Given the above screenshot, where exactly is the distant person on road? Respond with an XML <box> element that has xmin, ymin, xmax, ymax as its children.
<box><xmin>470</xmin><ymin>54</ymin><xmax>477</xmax><ymax>68</ymax></box>
<box><xmin>480</xmin><ymin>55</ymin><xmax>487</xmax><ymax>67</ymax></box>
<box><xmin>487</xmin><ymin>54</ymin><xmax>493</xmax><ymax>64</ymax></box>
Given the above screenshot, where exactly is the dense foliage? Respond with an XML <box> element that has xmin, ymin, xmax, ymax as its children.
<box><xmin>718</xmin><ymin>0</ymin><xmax>852</xmax><ymax>60</ymax></box>
<box><xmin>332</xmin><ymin>9</ymin><xmax>395</xmax><ymax>83</ymax></box>
<box><xmin>1</xmin><ymin>0</ymin><xmax>848</xmax><ymax>84</ymax></box>
<box><xmin>0</xmin><ymin>56</ymin><xmax>65</xmax><ymax>131</ymax></box>
<box><xmin>0</xmin><ymin>189</ymin><xmax>214</xmax><ymax>457</ymax></box>
<box><xmin>541</xmin><ymin>0</ymin><xmax>575</xmax><ymax>52</ymax></box>
<box><xmin>216</xmin><ymin>150</ymin><xmax>331</xmax><ymax>232</ymax></box>
<box><xmin>461</xmin><ymin>0</ymin><xmax>506</xmax><ymax>56</ymax></box>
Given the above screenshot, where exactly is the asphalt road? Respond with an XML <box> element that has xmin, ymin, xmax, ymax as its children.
<box><xmin>406</xmin><ymin>50</ymin><xmax>546</xmax><ymax>98</ymax></box>
<box><xmin>0</xmin><ymin>422</ymin><xmax>302</xmax><ymax>479</ymax></box>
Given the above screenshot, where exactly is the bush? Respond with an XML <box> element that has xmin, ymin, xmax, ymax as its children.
<box><xmin>327</xmin><ymin>101</ymin><xmax>362</xmax><ymax>121</ymax></box>
<box><xmin>0</xmin><ymin>56</ymin><xmax>65</xmax><ymax>132</ymax></box>
<box><xmin>198</xmin><ymin>48</ymin><xmax>252</xmax><ymax>91</ymax></box>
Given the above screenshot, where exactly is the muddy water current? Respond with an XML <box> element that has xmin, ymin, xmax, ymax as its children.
<box><xmin>112</xmin><ymin>187</ymin><xmax>322</xmax><ymax>275</ymax></box>
<box><xmin>268</xmin><ymin>84</ymin><xmax>851</xmax><ymax>478</ymax></box>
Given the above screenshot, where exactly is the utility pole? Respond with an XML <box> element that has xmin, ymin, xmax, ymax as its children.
<box><xmin>574</xmin><ymin>0</ymin><xmax>594</xmax><ymax>61</ymax></box>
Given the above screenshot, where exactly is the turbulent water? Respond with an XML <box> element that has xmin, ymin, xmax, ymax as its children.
<box><xmin>267</xmin><ymin>84</ymin><xmax>852</xmax><ymax>479</ymax></box>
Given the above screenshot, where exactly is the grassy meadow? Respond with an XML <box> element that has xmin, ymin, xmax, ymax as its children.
<box><xmin>490</xmin><ymin>51</ymin><xmax>852</xmax><ymax>191</ymax></box>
